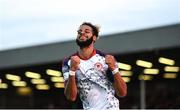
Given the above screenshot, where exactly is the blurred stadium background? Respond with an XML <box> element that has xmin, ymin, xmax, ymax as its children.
<box><xmin>0</xmin><ymin>23</ymin><xmax>180</xmax><ymax>109</ymax></box>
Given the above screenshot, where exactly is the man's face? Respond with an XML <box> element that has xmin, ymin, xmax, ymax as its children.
<box><xmin>77</xmin><ymin>25</ymin><xmax>93</xmax><ymax>41</ymax></box>
<box><xmin>76</xmin><ymin>25</ymin><xmax>95</xmax><ymax>48</ymax></box>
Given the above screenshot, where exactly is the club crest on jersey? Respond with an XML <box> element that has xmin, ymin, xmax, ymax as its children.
<box><xmin>94</xmin><ymin>62</ymin><xmax>103</xmax><ymax>71</ymax></box>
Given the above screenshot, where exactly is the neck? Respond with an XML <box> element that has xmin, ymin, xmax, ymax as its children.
<box><xmin>78</xmin><ymin>44</ymin><xmax>95</xmax><ymax>59</ymax></box>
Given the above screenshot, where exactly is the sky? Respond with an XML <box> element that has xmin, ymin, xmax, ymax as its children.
<box><xmin>0</xmin><ymin>0</ymin><xmax>180</xmax><ymax>51</ymax></box>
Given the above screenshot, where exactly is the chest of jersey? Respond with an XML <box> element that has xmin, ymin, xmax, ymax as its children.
<box><xmin>76</xmin><ymin>54</ymin><xmax>108</xmax><ymax>81</ymax></box>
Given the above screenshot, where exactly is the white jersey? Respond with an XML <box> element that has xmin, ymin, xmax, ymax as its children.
<box><xmin>62</xmin><ymin>50</ymin><xmax>119</xmax><ymax>110</ymax></box>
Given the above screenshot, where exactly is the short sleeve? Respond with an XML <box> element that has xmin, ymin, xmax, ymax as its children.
<box><xmin>62</xmin><ymin>58</ymin><xmax>70</xmax><ymax>81</ymax></box>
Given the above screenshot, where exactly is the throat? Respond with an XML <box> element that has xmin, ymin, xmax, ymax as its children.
<box><xmin>78</xmin><ymin>48</ymin><xmax>96</xmax><ymax>60</ymax></box>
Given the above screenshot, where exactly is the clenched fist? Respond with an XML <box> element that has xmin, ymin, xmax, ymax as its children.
<box><xmin>70</xmin><ymin>55</ymin><xmax>80</xmax><ymax>71</ymax></box>
<box><xmin>105</xmin><ymin>55</ymin><xmax>117</xmax><ymax>71</ymax></box>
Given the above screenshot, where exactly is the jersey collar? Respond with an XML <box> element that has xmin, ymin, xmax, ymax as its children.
<box><xmin>77</xmin><ymin>49</ymin><xmax>96</xmax><ymax>60</ymax></box>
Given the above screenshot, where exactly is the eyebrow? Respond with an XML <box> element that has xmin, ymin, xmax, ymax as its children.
<box><xmin>78</xmin><ymin>29</ymin><xmax>92</xmax><ymax>32</ymax></box>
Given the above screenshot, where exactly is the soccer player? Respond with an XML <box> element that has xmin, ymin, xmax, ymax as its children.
<box><xmin>62</xmin><ymin>22</ymin><xmax>127</xmax><ymax>110</ymax></box>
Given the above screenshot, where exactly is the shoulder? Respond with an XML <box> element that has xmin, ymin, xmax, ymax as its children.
<box><xmin>62</xmin><ymin>52</ymin><xmax>78</xmax><ymax>65</ymax></box>
<box><xmin>62</xmin><ymin>52</ymin><xmax>78</xmax><ymax>74</ymax></box>
<box><xmin>95</xmin><ymin>49</ymin><xmax>107</xmax><ymax>57</ymax></box>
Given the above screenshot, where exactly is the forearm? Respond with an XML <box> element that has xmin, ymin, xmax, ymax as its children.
<box><xmin>64</xmin><ymin>75</ymin><xmax>77</xmax><ymax>101</ymax></box>
<box><xmin>113</xmin><ymin>72</ymin><xmax>127</xmax><ymax>97</ymax></box>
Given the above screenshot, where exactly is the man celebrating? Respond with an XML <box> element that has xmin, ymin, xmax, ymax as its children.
<box><xmin>62</xmin><ymin>22</ymin><xmax>127</xmax><ymax>110</ymax></box>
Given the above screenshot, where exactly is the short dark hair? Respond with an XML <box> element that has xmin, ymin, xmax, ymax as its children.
<box><xmin>81</xmin><ymin>22</ymin><xmax>99</xmax><ymax>38</ymax></box>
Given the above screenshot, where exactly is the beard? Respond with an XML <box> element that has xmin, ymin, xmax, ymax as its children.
<box><xmin>76</xmin><ymin>36</ymin><xmax>94</xmax><ymax>48</ymax></box>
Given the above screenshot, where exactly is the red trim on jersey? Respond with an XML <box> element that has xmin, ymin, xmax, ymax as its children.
<box><xmin>78</xmin><ymin>49</ymin><xmax>96</xmax><ymax>60</ymax></box>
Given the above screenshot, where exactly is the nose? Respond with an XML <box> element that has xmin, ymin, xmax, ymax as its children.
<box><xmin>79</xmin><ymin>32</ymin><xmax>86</xmax><ymax>39</ymax></box>
<box><xmin>80</xmin><ymin>32</ymin><xmax>85</xmax><ymax>36</ymax></box>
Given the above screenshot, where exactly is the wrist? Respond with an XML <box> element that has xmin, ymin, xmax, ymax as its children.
<box><xmin>69</xmin><ymin>70</ymin><xmax>76</xmax><ymax>76</ymax></box>
<box><xmin>112</xmin><ymin>68</ymin><xmax>119</xmax><ymax>75</ymax></box>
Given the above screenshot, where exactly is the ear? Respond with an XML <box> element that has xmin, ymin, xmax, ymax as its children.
<box><xmin>93</xmin><ymin>35</ymin><xmax>97</xmax><ymax>42</ymax></box>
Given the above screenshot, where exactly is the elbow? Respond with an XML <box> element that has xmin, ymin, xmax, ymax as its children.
<box><xmin>117</xmin><ymin>86</ymin><xmax>127</xmax><ymax>97</ymax></box>
<box><xmin>116</xmin><ymin>90</ymin><xmax>127</xmax><ymax>97</ymax></box>
<box><xmin>64</xmin><ymin>92</ymin><xmax>77</xmax><ymax>102</ymax></box>
<box><xmin>120</xmin><ymin>90</ymin><xmax>127</xmax><ymax>97</ymax></box>
<box><xmin>67</xmin><ymin>96</ymin><xmax>77</xmax><ymax>102</ymax></box>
